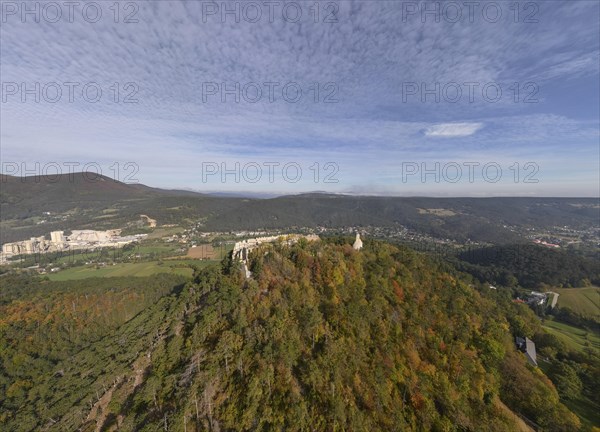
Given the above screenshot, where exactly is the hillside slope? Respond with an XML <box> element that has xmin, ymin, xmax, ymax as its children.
<box><xmin>0</xmin><ymin>241</ymin><xmax>580</xmax><ymax>431</ymax></box>
<box><xmin>0</xmin><ymin>174</ymin><xmax>242</xmax><ymax>243</ymax></box>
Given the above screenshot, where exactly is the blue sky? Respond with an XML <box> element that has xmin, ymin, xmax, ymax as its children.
<box><xmin>1</xmin><ymin>0</ymin><xmax>599</xmax><ymax>196</ymax></box>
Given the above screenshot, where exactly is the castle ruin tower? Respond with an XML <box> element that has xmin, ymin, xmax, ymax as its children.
<box><xmin>353</xmin><ymin>232</ymin><xmax>363</xmax><ymax>250</ymax></box>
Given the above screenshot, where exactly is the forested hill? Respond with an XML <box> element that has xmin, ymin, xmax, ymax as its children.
<box><xmin>2</xmin><ymin>172</ymin><xmax>599</xmax><ymax>244</ymax></box>
<box><xmin>1</xmin><ymin>240</ymin><xmax>581</xmax><ymax>431</ymax></box>
<box><xmin>456</xmin><ymin>244</ymin><xmax>600</xmax><ymax>288</ymax></box>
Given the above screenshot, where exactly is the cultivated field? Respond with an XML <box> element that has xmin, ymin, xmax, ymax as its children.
<box><xmin>185</xmin><ymin>243</ymin><xmax>233</xmax><ymax>260</ymax></box>
<box><xmin>187</xmin><ymin>244</ymin><xmax>218</xmax><ymax>259</ymax></box>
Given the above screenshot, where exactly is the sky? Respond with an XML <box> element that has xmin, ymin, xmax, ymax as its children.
<box><xmin>1</xmin><ymin>0</ymin><xmax>599</xmax><ymax>196</ymax></box>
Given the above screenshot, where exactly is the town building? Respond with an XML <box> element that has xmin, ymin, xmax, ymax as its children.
<box><xmin>0</xmin><ymin>229</ymin><xmax>142</xmax><ymax>261</ymax></box>
<box><xmin>515</xmin><ymin>336</ymin><xmax>538</xmax><ymax>366</ymax></box>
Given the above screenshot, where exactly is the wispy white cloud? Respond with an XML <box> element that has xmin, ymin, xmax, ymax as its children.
<box><xmin>424</xmin><ymin>123</ymin><xmax>484</xmax><ymax>138</ymax></box>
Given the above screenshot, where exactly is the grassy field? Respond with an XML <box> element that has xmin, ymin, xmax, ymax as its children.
<box><xmin>539</xmin><ymin>319</ymin><xmax>600</xmax><ymax>428</ymax></box>
<box><xmin>144</xmin><ymin>226</ymin><xmax>183</xmax><ymax>240</ymax></box>
<box><xmin>564</xmin><ymin>397</ymin><xmax>600</xmax><ymax>431</ymax></box>
<box><xmin>553</xmin><ymin>287</ymin><xmax>599</xmax><ymax>320</ymax></box>
<box><xmin>541</xmin><ymin>319</ymin><xmax>600</xmax><ymax>353</ymax></box>
<box><xmin>46</xmin><ymin>261</ymin><xmax>202</xmax><ymax>281</ymax></box>
<box><xmin>134</xmin><ymin>244</ymin><xmax>182</xmax><ymax>255</ymax></box>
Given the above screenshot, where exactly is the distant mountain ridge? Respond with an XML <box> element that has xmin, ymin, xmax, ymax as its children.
<box><xmin>0</xmin><ymin>173</ymin><xmax>206</xmax><ymax>201</ymax></box>
<box><xmin>1</xmin><ymin>173</ymin><xmax>598</xmax><ymax>244</ymax></box>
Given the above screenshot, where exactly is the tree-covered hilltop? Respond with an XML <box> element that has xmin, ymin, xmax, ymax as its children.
<box><xmin>456</xmin><ymin>244</ymin><xmax>600</xmax><ymax>289</ymax></box>
<box><xmin>1</xmin><ymin>241</ymin><xmax>582</xmax><ymax>431</ymax></box>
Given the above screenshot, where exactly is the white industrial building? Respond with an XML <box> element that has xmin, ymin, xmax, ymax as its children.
<box><xmin>50</xmin><ymin>230</ymin><xmax>65</xmax><ymax>244</ymax></box>
<box><xmin>1</xmin><ymin>229</ymin><xmax>141</xmax><ymax>260</ymax></box>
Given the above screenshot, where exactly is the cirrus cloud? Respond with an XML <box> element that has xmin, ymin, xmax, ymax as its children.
<box><xmin>424</xmin><ymin>123</ymin><xmax>484</xmax><ymax>138</ymax></box>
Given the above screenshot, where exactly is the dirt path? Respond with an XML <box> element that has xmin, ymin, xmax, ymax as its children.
<box><xmin>140</xmin><ymin>214</ymin><xmax>157</xmax><ymax>228</ymax></box>
<box><xmin>87</xmin><ymin>377</ymin><xmax>123</xmax><ymax>432</ymax></box>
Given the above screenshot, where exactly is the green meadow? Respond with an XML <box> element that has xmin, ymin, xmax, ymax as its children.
<box><xmin>554</xmin><ymin>287</ymin><xmax>599</xmax><ymax>320</ymax></box>
<box><xmin>45</xmin><ymin>260</ymin><xmax>219</xmax><ymax>281</ymax></box>
<box><xmin>541</xmin><ymin>319</ymin><xmax>600</xmax><ymax>354</ymax></box>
